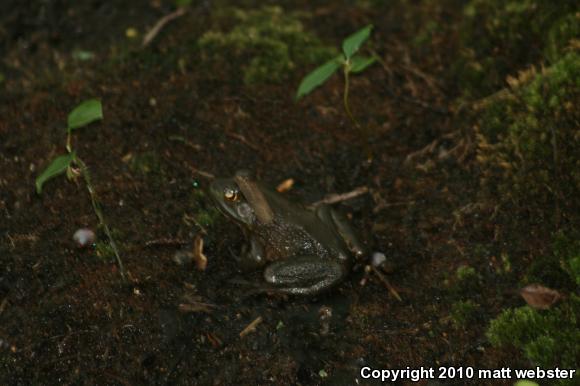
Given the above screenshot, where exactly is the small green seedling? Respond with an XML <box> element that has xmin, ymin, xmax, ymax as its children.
<box><xmin>36</xmin><ymin>99</ymin><xmax>126</xmax><ymax>280</ymax></box>
<box><xmin>296</xmin><ymin>24</ymin><xmax>376</xmax><ymax>129</ymax></box>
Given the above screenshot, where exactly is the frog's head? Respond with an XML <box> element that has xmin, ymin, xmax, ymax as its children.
<box><xmin>209</xmin><ymin>177</ymin><xmax>257</xmax><ymax>227</ymax></box>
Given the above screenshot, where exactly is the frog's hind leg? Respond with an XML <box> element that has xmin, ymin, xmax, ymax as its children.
<box><xmin>263</xmin><ymin>256</ymin><xmax>345</xmax><ymax>296</ymax></box>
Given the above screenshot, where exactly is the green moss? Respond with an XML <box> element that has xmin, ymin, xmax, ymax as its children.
<box><xmin>450</xmin><ymin>265</ymin><xmax>482</xmax><ymax>293</ymax></box>
<box><xmin>456</xmin><ymin>265</ymin><xmax>480</xmax><ymax>282</ymax></box>
<box><xmin>553</xmin><ymin>231</ymin><xmax>580</xmax><ymax>286</ymax></box>
<box><xmin>476</xmin><ymin>52</ymin><xmax>580</xmax><ymax>212</ymax></box>
<box><xmin>545</xmin><ymin>13</ymin><xmax>580</xmax><ymax>63</ymax></box>
<box><xmin>129</xmin><ymin>151</ymin><xmax>162</xmax><ymax>175</ymax></box>
<box><xmin>524</xmin><ymin>253</ymin><xmax>573</xmax><ymax>290</ymax></box>
<box><xmin>190</xmin><ymin>189</ymin><xmax>220</xmax><ymax>229</ymax></box>
<box><xmin>197</xmin><ymin>6</ymin><xmax>336</xmax><ymax>84</ymax></box>
<box><xmin>493</xmin><ymin>232</ymin><xmax>580</xmax><ymax>383</ymax></box>
<box><xmin>486</xmin><ymin>295</ymin><xmax>579</xmax><ymax>373</ymax></box>
<box><xmin>94</xmin><ymin>240</ymin><xmax>115</xmax><ymax>260</ymax></box>
<box><xmin>412</xmin><ymin>20</ymin><xmax>439</xmax><ymax>47</ymax></box>
<box><xmin>456</xmin><ymin>0</ymin><xmax>578</xmax><ymax>96</ymax></box>
<box><xmin>450</xmin><ymin>300</ymin><xmax>480</xmax><ymax>328</ymax></box>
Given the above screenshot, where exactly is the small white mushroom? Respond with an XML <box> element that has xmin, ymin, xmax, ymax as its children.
<box><xmin>73</xmin><ymin>228</ymin><xmax>95</xmax><ymax>248</ymax></box>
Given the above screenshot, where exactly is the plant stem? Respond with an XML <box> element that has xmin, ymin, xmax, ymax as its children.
<box><xmin>74</xmin><ymin>155</ymin><xmax>127</xmax><ymax>281</ymax></box>
<box><xmin>343</xmin><ymin>67</ymin><xmax>373</xmax><ymax>162</ymax></box>
<box><xmin>343</xmin><ymin>67</ymin><xmax>361</xmax><ymax>130</ymax></box>
<box><xmin>66</xmin><ymin>131</ymin><xmax>72</xmax><ymax>153</ymax></box>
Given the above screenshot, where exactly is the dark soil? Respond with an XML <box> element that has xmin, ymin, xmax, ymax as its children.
<box><xmin>0</xmin><ymin>1</ymin><xmax>565</xmax><ymax>385</ymax></box>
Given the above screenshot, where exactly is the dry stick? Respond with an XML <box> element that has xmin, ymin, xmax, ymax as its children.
<box><xmin>370</xmin><ymin>48</ymin><xmax>447</xmax><ymax>113</ymax></box>
<box><xmin>226</xmin><ymin>131</ymin><xmax>261</xmax><ymax>152</ymax></box>
<box><xmin>184</xmin><ymin>164</ymin><xmax>215</xmax><ymax>180</ymax></box>
<box><xmin>239</xmin><ymin>316</ymin><xmax>263</xmax><ymax>338</ymax></box>
<box><xmin>309</xmin><ymin>186</ymin><xmax>369</xmax><ymax>208</ymax></box>
<box><xmin>75</xmin><ymin>157</ymin><xmax>126</xmax><ymax>281</ymax></box>
<box><xmin>144</xmin><ymin>238</ymin><xmax>187</xmax><ymax>247</ymax></box>
<box><xmin>371</xmin><ymin>265</ymin><xmax>402</xmax><ymax>302</ymax></box>
<box><xmin>142</xmin><ymin>7</ymin><xmax>187</xmax><ymax>47</ymax></box>
<box><xmin>178</xmin><ymin>302</ymin><xmax>216</xmax><ymax>314</ymax></box>
<box><xmin>372</xmin><ymin>200</ymin><xmax>416</xmax><ymax>214</ymax></box>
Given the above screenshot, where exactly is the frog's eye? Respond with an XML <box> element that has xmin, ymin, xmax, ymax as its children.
<box><xmin>223</xmin><ymin>187</ymin><xmax>240</xmax><ymax>201</ymax></box>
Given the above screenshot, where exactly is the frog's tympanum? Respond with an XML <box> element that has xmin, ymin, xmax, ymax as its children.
<box><xmin>209</xmin><ymin>171</ymin><xmax>365</xmax><ymax>295</ymax></box>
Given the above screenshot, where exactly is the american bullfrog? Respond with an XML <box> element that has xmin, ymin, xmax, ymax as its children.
<box><xmin>209</xmin><ymin>171</ymin><xmax>365</xmax><ymax>295</ymax></box>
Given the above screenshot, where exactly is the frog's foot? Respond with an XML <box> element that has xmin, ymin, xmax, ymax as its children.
<box><xmin>263</xmin><ymin>255</ymin><xmax>345</xmax><ymax>296</ymax></box>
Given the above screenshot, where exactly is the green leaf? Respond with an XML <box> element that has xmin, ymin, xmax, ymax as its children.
<box><xmin>67</xmin><ymin>99</ymin><xmax>103</xmax><ymax>131</ymax></box>
<box><xmin>350</xmin><ymin>55</ymin><xmax>377</xmax><ymax>73</ymax></box>
<box><xmin>295</xmin><ymin>57</ymin><xmax>342</xmax><ymax>100</ymax></box>
<box><xmin>342</xmin><ymin>24</ymin><xmax>373</xmax><ymax>60</ymax></box>
<box><xmin>35</xmin><ymin>153</ymin><xmax>74</xmax><ymax>194</ymax></box>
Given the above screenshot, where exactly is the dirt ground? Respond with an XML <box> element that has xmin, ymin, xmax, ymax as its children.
<box><xmin>1</xmin><ymin>1</ymin><xmax>576</xmax><ymax>385</ymax></box>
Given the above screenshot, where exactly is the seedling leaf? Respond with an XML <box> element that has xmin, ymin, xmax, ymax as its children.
<box><xmin>350</xmin><ymin>55</ymin><xmax>377</xmax><ymax>73</ymax></box>
<box><xmin>67</xmin><ymin>99</ymin><xmax>103</xmax><ymax>131</ymax></box>
<box><xmin>35</xmin><ymin>153</ymin><xmax>74</xmax><ymax>194</ymax></box>
<box><xmin>342</xmin><ymin>25</ymin><xmax>373</xmax><ymax>60</ymax></box>
<box><xmin>296</xmin><ymin>57</ymin><xmax>342</xmax><ymax>100</ymax></box>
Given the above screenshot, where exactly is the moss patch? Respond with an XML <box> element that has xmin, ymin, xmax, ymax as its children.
<box><xmin>475</xmin><ymin>52</ymin><xmax>580</xmax><ymax>216</ymax></box>
<box><xmin>487</xmin><ymin>296</ymin><xmax>579</xmax><ymax>382</ymax></box>
<box><xmin>456</xmin><ymin>0</ymin><xmax>578</xmax><ymax>96</ymax></box>
<box><xmin>197</xmin><ymin>6</ymin><xmax>337</xmax><ymax>84</ymax></box>
<box><xmin>450</xmin><ymin>300</ymin><xmax>480</xmax><ymax>329</ymax></box>
<box><xmin>487</xmin><ymin>231</ymin><xmax>580</xmax><ymax>383</ymax></box>
<box><xmin>452</xmin><ymin>265</ymin><xmax>482</xmax><ymax>293</ymax></box>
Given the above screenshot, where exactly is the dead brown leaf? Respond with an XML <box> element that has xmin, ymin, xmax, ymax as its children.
<box><xmin>520</xmin><ymin>284</ymin><xmax>562</xmax><ymax>310</ymax></box>
<box><xmin>276</xmin><ymin>178</ymin><xmax>294</xmax><ymax>193</ymax></box>
<box><xmin>193</xmin><ymin>234</ymin><xmax>208</xmax><ymax>271</ymax></box>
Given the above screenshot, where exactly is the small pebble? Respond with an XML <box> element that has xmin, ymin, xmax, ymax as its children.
<box><xmin>73</xmin><ymin>228</ymin><xmax>95</xmax><ymax>248</ymax></box>
<box><xmin>371</xmin><ymin>252</ymin><xmax>386</xmax><ymax>267</ymax></box>
<box><xmin>371</xmin><ymin>251</ymin><xmax>396</xmax><ymax>273</ymax></box>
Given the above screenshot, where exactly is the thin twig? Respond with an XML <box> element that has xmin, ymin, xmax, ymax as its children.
<box><xmin>144</xmin><ymin>238</ymin><xmax>187</xmax><ymax>247</ymax></box>
<box><xmin>142</xmin><ymin>7</ymin><xmax>187</xmax><ymax>48</ymax></box>
<box><xmin>371</xmin><ymin>266</ymin><xmax>402</xmax><ymax>302</ymax></box>
<box><xmin>309</xmin><ymin>186</ymin><xmax>369</xmax><ymax>208</ymax></box>
<box><xmin>184</xmin><ymin>164</ymin><xmax>215</xmax><ymax>180</ymax></box>
<box><xmin>404</xmin><ymin>139</ymin><xmax>439</xmax><ymax>164</ymax></box>
<box><xmin>239</xmin><ymin>316</ymin><xmax>263</xmax><ymax>338</ymax></box>
<box><xmin>226</xmin><ymin>131</ymin><xmax>261</xmax><ymax>152</ymax></box>
<box><xmin>178</xmin><ymin>302</ymin><xmax>217</xmax><ymax>314</ymax></box>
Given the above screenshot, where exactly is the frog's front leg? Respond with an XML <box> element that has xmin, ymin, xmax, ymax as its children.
<box><xmin>240</xmin><ymin>236</ymin><xmax>267</xmax><ymax>271</ymax></box>
<box><xmin>263</xmin><ymin>255</ymin><xmax>346</xmax><ymax>295</ymax></box>
<box><xmin>316</xmin><ymin>205</ymin><xmax>366</xmax><ymax>258</ymax></box>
